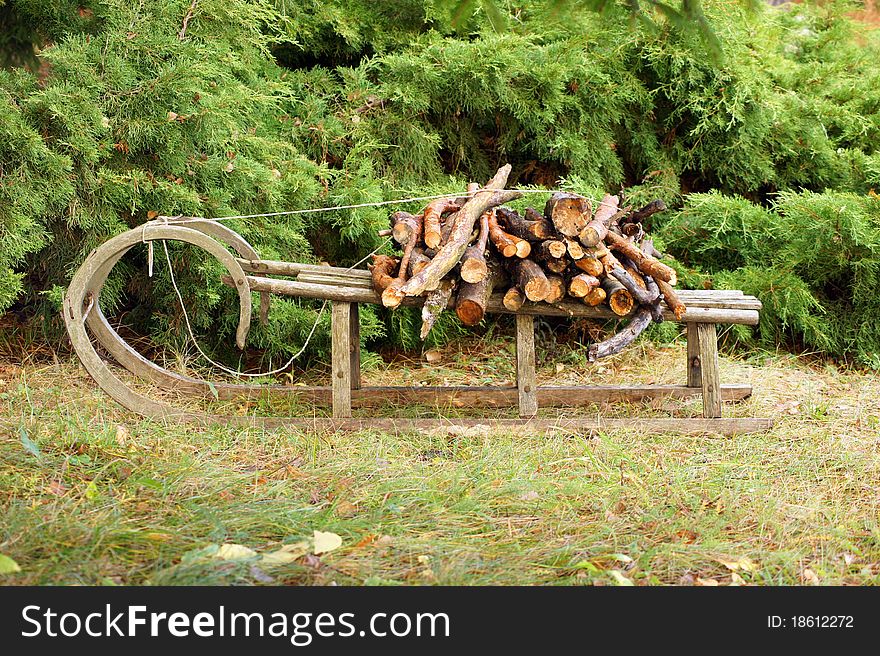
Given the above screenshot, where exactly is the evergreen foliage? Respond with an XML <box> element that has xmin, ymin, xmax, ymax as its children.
<box><xmin>1</xmin><ymin>0</ymin><xmax>879</xmax><ymax>366</ymax></box>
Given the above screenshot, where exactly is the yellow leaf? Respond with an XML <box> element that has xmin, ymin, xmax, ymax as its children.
<box><xmin>716</xmin><ymin>556</ymin><xmax>756</xmax><ymax>572</ymax></box>
<box><xmin>608</xmin><ymin>570</ymin><xmax>634</xmax><ymax>586</ymax></box>
<box><xmin>261</xmin><ymin>540</ymin><xmax>311</xmax><ymax>567</ymax></box>
<box><xmin>214</xmin><ymin>544</ymin><xmax>257</xmax><ymax>560</ymax></box>
<box><xmin>0</xmin><ymin>554</ymin><xmax>21</xmax><ymax>574</ymax></box>
<box><xmin>729</xmin><ymin>572</ymin><xmax>746</xmax><ymax>586</ymax></box>
<box><xmin>313</xmin><ymin>531</ymin><xmax>343</xmax><ymax>555</ymax></box>
<box><xmin>695</xmin><ymin>576</ymin><xmax>720</xmax><ymax>586</ymax></box>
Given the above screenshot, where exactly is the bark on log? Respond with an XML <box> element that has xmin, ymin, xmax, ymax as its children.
<box><xmin>407</xmin><ymin>247</ymin><xmax>431</xmax><ymax>278</ymax></box>
<box><xmin>390</xmin><ymin>211</ymin><xmax>420</xmax><ymax>247</ymax></box>
<box><xmin>656</xmin><ymin>277</ymin><xmax>687</xmax><ymax>321</ymax></box>
<box><xmin>460</xmin><ymin>211</ymin><xmax>490</xmax><ymax>283</ymax></box>
<box><xmin>510</xmin><ymin>258</ymin><xmax>551</xmax><ymax>302</ymax></box>
<box><xmin>610</xmin><ymin>266</ymin><xmax>659</xmax><ymax>306</ymax></box>
<box><xmin>641</xmin><ymin>238</ymin><xmax>665</xmax><ymax>261</ymax></box>
<box><xmin>577</xmin><ymin>193</ymin><xmax>619</xmax><ymax>247</ymax></box>
<box><xmin>644</xmin><ymin>276</ymin><xmax>664</xmax><ymax>322</ymax></box>
<box><xmin>601</xmin><ymin>276</ymin><xmax>634</xmax><ymax>316</ymax></box>
<box><xmin>588</xmin><ymin>307</ymin><xmax>653</xmax><ymax>361</ymax></box>
<box><xmin>488</xmin><ymin>209</ymin><xmax>530</xmax><ymax>258</ymax></box>
<box><xmin>369</xmin><ymin>254</ymin><xmax>399</xmax><ymax>293</ymax></box>
<box><xmin>544</xmin><ymin>192</ymin><xmax>590</xmax><ymax>237</ymax></box>
<box><xmin>605</xmin><ymin>230</ymin><xmax>677</xmax><ymax>284</ymax></box>
<box><xmin>496</xmin><ymin>207</ymin><xmax>554</xmax><ymax>241</ymax></box>
<box><xmin>420</xmin><ymin>278</ymin><xmax>457</xmax><ymax>339</ymax></box>
<box><xmin>568</xmin><ymin>273</ymin><xmax>601</xmax><ymax>298</ymax></box>
<box><xmin>423</xmin><ymin>198</ymin><xmax>460</xmax><ymax>250</ymax></box>
<box><xmin>502</xmin><ymin>286</ymin><xmax>525</xmax><ymax>312</ymax></box>
<box><xmin>544</xmin><ymin>274</ymin><xmax>566</xmax><ymax>304</ymax></box>
<box><xmin>393</xmin><ymin>165</ymin><xmax>521</xmax><ymax>302</ymax></box>
<box><xmin>625</xmin><ymin>199</ymin><xmax>666</xmax><ymax>226</ymax></box>
<box><xmin>455</xmin><ymin>260</ymin><xmax>506</xmax><ymax>326</ymax></box>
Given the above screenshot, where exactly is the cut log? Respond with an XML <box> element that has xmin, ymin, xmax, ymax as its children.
<box><xmin>577</xmin><ymin>193</ymin><xmax>619</xmax><ymax>247</ymax></box>
<box><xmin>583</xmin><ymin>286</ymin><xmax>607</xmax><ymax>307</ymax></box>
<box><xmin>407</xmin><ymin>247</ymin><xmax>431</xmax><ymax>278</ymax></box>
<box><xmin>460</xmin><ymin>211</ymin><xmax>490</xmax><ymax>283</ymax></box>
<box><xmin>382</xmin><ymin>209</ymin><xmax>423</xmax><ymax>307</ymax></box>
<box><xmin>369</xmin><ymin>254</ymin><xmax>399</xmax><ymax>294</ymax></box>
<box><xmin>563</xmin><ymin>237</ymin><xmax>585</xmax><ymax>260</ymax></box>
<box><xmin>510</xmin><ymin>259</ymin><xmax>551</xmax><ymax>302</ymax></box>
<box><xmin>568</xmin><ymin>273</ymin><xmax>601</xmax><ymax>298</ymax></box>
<box><xmin>423</xmin><ymin>198</ymin><xmax>460</xmax><ymax>250</ymax></box>
<box><xmin>601</xmin><ymin>276</ymin><xmax>634</xmax><ymax>316</ymax></box>
<box><xmin>609</xmin><ymin>266</ymin><xmax>659</xmax><ymax>306</ymax></box>
<box><xmin>420</xmin><ymin>278</ymin><xmax>457</xmax><ymax>339</ymax></box>
<box><xmin>573</xmin><ymin>254</ymin><xmax>603</xmax><ymax>277</ymax></box>
<box><xmin>394</xmin><ymin>164</ymin><xmax>521</xmax><ymax>301</ymax></box>
<box><xmin>544</xmin><ymin>192</ymin><xmax>590</xmax><ymax>237</ymax></box>
<box><xmin>455</xmin><ymin>260</ymin><xmax>506</xmax><ymax>326</ymax></box>
<box><xmin>496</xmin><ymin>207</ymin><xmax>554</xmax><ymax>241</ymax></box>
<box><xmin>605</xmin><ymin>230</ymin><xmax>677</xmax><ymax>285</ymax></box>
<box><xmin>488</xmin><ymin>209</ymin><xmax>529</xmax><ymax>258</ymax></box>
<box><xmin>588</xmin><ymin>307</ymin><xmax>653</xmax><ymax>361</ymax></box>
<box><xmin>390</xmin><ymin>211</ymin><xmax>420</xmax><ymax>246</ymax></box>
<box><xmin>544</xmin><ymin>257</ymin><xmax>569</xmax><ymax>274</ymax></box>
<box><xmin>502</xmin><ymin>286</ymin><xmax>525</xmax><ymax>312</ymax></box>
<box><xmin>544</xmin><ymin>274</ymin><xmax>566</xmax><ymax>304</ymax></box>
<box><xmin>537</xmin><ymin>240</ymin><xmax>567</xmax><ymax>261</ymax></box>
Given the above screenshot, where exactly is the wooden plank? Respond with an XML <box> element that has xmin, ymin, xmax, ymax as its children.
<box><xmin>350</xmin><ymin>303</ymin><xmax>361</xmax><ymax>390</ymax></box>
<box><xmin>697</xmin><ymin>322</ymin><xmax>722</xmax><ymax>418</ymax></box>
<box><xmin>237</xmin><ymin>259</ymin><xmax>372</xmax><ymax>278</ymax></box>
<box><xmin>516</xmin><ymin>314</ymin><xmax>538</xmax><ymax>417</ymax></box>
<box><xmin>228</xmin><ymin>275</ymin><xmax>762</xmax><ymax>325</ymax></box>
<box><xmin>331</xmin><ymin>301</ymin><xmax>352</xmax><ymax>418</ymax></box>
<box><xmin>257</xmin><ymin>417</ymin><xmax>774</xmax><ymax>436</ymax></box>
<box><xmin>687</xmin><ymin>323</ymin><xmax>701</xmax><ymax>388</ymax></box>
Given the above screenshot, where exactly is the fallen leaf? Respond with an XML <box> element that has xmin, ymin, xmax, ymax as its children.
<box><xmin>716</xmin><ymin>556</ymin><xmax>756</xmax><ymax>572</ymax></box>
<box><xmin>224</xmin><ymin>161</ymin><xmax>235</xmax><ymax>173</ymax></box>
<box><xmin>0</xmin><ymin>554</ymin><xmax>21</xmax><ymax>574</ymax></box>
<box><xmin>214</xmin><ymin>544</ymin><xmax>258</xmax><ymax>560</ymax></box>
<box><xmin>261</xmin><ymin>540</ymin><xmax>311</xmax><ymax>566</ymax></box>
<box><xmin>695</xmin><ymin>577</ymin><xmax>720</xmax><ymax>586</ymax></box>
<box><xmin>313</xmin><ymin>531</ymin><xmax>343</xmax><ymax>555</ymax></box>
<box><xmin>424</xmin><ymin>349</ymin><xmax>442</xmax><ymax>363</ymax></box>
<box><xmin>676</xmin><ymin>529</ymin><xmax>698</xmax><ymax>544</ymax></box>
<box><xmin>555</xmin><ymin>363</ymin><xmax>565</xmax><ymax>374</ymax></box>
<box><xmin>519</xmin><ymin>490</ymin><xmax>540</xmax><ymax>501</ymax></box>
<box><xmin>84</xmin><ymin>480</ymin><xmax>99</xmax><ymax>500</ymax></box>
<box><xmin>167</xmin><ymin>111</ymin><xmax>178</xmax><ymax>122</ymax></box>
<box><xmin>376</xmin><ymin>535</ymin><xmax>393</xmax><ymax>547</ymax></box>
<box><xmin>802</xmin><ymin>568</ymin><xmax>819</xmax><ymax>584</ymax></box>
<box><xmin>608</xmin><ymin>570</ymin><xmax>634</xmax><ymax>586</ymax></box>
<box><xmin>335</xmin><ymin>500</ymin><xmax>358</xmax><ymax>517</ymax></box>
<box><xmin>249</xmin><ymin>565</ymin><xmax>275</xmax><ymax>584</ymax></box>
<box><xmin>19</xmin><ymin>427</ymin><xmax>41</xmax><ymax>459</ymax></box>
<box><xmin>48</xmin><ymin>480</ymin><xmax>67</xmax><ymax>496</ymax></box>
<box><xmin>114</xmin><ymin>424</ymin><xmax>130</xmax><ymax>446</ymax></box>
<box><xmin>354</xmin><ymin>534</ymin><xmax>377</xmax><ymax>548</ymax></box>
<box><xmin>729</xmin><ymin>572</ymin><xmax>746</xmax><ymax>586</ymax></box>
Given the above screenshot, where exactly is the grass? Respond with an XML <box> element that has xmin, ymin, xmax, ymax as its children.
<box><xmin>1</xmin><ymin>327</ymin><xmax>879</xmax><ymax>586</ymax></box>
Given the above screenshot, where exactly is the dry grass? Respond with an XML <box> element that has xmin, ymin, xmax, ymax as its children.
<box><xmin>1</xmin><ymin>331</ymin><xmax>879</xmax><ymax>586</ymax></box>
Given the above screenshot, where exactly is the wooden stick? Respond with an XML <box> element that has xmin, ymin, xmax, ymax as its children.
<box><xmin>601</xmin><ymin>276</ymin><xmax>634</xmax><ymax>316</ymax></box>
<box><xmin>488</xmin><ymin>209</ymin><xmax>529</xmax><ymax>258</ymax></box>
<box><xmin>393</xmin><ymin>165</ymin><xmax>521</xmax><ymax>301</ymax></box>
<box><xmin>496</xmin><ymin>207</ymin><xmax>554</xmax><ymax>241</ymax></box>
<box><xmin>510</xmin><ymin>259</ymin><xmax>551</xmax><ymax>302</ymax></box>
<box><xmin>657</xmin><ymin>277</ymin><xmax>687</xmax><ymax>320</ymax></box>
<box><xmin>605</xmin><ymin>230</ymin><xmax>677</xmax><ymax>285</ymax></box>
<box><xmin>423</xmin><ymin>198</ymin><xmax>460</xmax><ymax>249</ymax></box>
<box><xmin>609</xmin><ymin>266</ymin><xmax>659</xmax><ymax>306</ymax></box>
<box><xmin>455</xmin><ymin>260</ymin><xmax>506</xmax><ymax>326</ymax></box>
<box><xmin>420</xmin><ymin>278</ymin><xmax>457</xmax><ymax>339</ymax></box>
<box><xmin>390</xmin><ymin>211</ymin><xmax>420</xmax><ymax>246</ymax></box>
<box><xmin>588</xmin><ymin>307</ymin><xmax>653</xmax><ymax>361</ymax></box>
<box><xmin>573</xmin><ymin>254</ymin><xmax>603</xmax><ymax>277</ymax></box>
<box><xmin>369</xmin><ymin>254</ymin><xmax>398</xmax><ymax>293</ymax></box>
<box><xmin>568</xmin><ymin>273</ymin><xmax>601</xmax><ymax>298</ymax></box>
<box><xmin>583</xmin><ymin>286</ymin><xmax>607</xmax><ymax>307</ymax></box>
<box><xmin>407</xmin><ymin>247</ymin><xmax>431</xmax><ymax>278</ymax></box>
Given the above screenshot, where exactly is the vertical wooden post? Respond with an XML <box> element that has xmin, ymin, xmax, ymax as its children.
<box><xmin>515</xmin><ymin>314</ymin><xmax>538</xmax><ymax>417</ymax></box>
<box><xmin>686</xmin><ymin>322</ymin><xmax>701</xmax><ymax>388</ymax></box>
<box><xmin>331</xmin><ymin>301</ymin><xmax>352</xmax><ymax>418</ymax></box>
<box><xmin>349</xmin><ymin>303</ymin><xmax>361</xmax><ymax>390</ymax></box>
<box><xmin>696</xmin><ymin>322</ymin><xmax>721</xmax><ymax>418</ymax></box>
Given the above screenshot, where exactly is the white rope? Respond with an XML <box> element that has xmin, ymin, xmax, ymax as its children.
<box><xmin>151</xmin><ymin>186</ymin><xmax>607</xmax><ymax>379</ymax></box>
<box><xmin>152</xmin><ymin>188</ymin><xmax>615</xmax><ymax>225</ymax></box>
<box><xmin>160</xmin><ymin>236</ymin><xmax>392</xmax><ymax>378</ymax></box>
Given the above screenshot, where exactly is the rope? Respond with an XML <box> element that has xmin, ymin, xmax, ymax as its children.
<box><xmin>152</xmin><ymin>188</ymin><xmax>616</xmax><ymax>225</ymax></box>
<box><xmin>150</xmin><ymin>186</ymin><xmax>604</xmax><ymax>379</ymax></box>
<box><xmin>159</xmin><ymin>236</ymin><xmax>392</xmax><ymax>378</ymax></box>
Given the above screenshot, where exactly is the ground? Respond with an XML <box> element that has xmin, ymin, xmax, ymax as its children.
<box><xmin>1</xmin><ymin>328</ymin><xmax>879</xmax><ymax>586</ymax></box>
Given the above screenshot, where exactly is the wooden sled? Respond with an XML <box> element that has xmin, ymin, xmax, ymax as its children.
<box><xmin>63</xmin><ymin>220</ymin><xmax>772</xmax><ymax>436</ymax></box>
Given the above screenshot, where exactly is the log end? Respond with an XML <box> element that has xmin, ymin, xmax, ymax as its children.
<box><xmin>455</xmin><ymin>300</ymin><xmax>485</xmax><ymax>326</ymax></box>
<box><xmin>461</xmin><ymin>260</ymin><xmax>488</xmax><ymax>284</ymax></box>
<box><xmin>515</xmin><ymin>240</ymin><xmax>531</xmax><ymax>259</ymax></box>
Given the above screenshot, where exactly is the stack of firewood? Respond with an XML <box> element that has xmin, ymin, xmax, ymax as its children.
<box><xmin>369</xmin><ymin>165</ymin><xmax>685</xmax><ymax>360</ymax></box>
